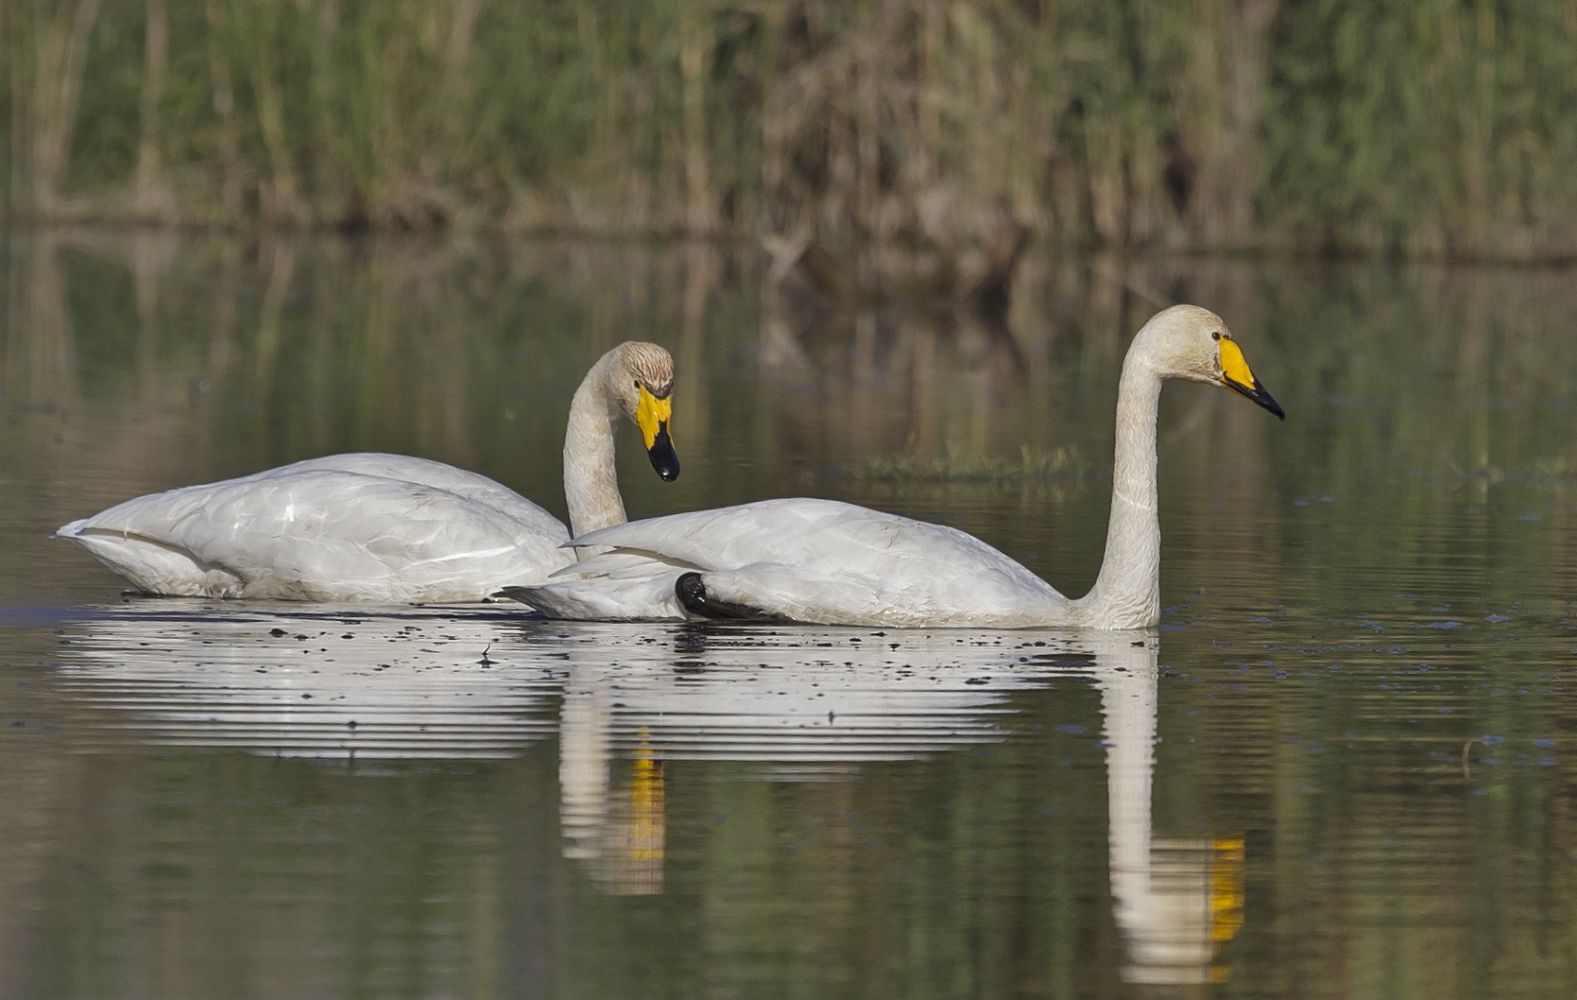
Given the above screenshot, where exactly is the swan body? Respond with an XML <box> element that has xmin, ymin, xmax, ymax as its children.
<box><xmin>505</xmin><ymin>305</ymin><xmax>1282</xmax><ymax>628</ymax></box>
<box><xmin>58</xmin><ymin>342</ymin><xmax>680</xmax><ymax>602</ymax></box>
<box><xmin>507</xmin><ymin>499</ymin><xmax>1069</xmax><ymax>625</ymax></box>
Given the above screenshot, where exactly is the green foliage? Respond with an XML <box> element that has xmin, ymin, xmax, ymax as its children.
<box><xmin>5</xmin><ymin>0</ymin><xmax>1577</xmax><ymax>256</ymax></box>
<box><xmin>1265</xmin><ymin>0</ymin><xmax>1577</xmax><ymax>256</ymax></box>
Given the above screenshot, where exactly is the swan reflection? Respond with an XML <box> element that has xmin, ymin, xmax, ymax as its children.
<box><xmin>54</xmin><ymin>601</ymin><xmax>563</xmax><ymax>760</ymax></box>
<box><xmin>56</xmin><ymin>604</ymin><xmax>1240</xmax><ymax>982</ymax></box>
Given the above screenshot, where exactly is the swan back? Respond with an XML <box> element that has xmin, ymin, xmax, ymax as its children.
<box><xmin>561</xmin><ymin>498</ymin><xmax>1070</xmax><ymax>626</ymax></box>
<box><xmin>270</xmin><ymin>453</ymin><xmax>567</xmax><ymax>537</ymax></box>
<box><xmin>57</xmin><ymin>466</ymin><xmax>575</xmax><ymax>601</ymax></box>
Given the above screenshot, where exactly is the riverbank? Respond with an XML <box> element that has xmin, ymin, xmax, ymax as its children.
<box><xmin>7</xmin><ymin>1</ymin><xmax>1577</xmax><ymax>263</ymax></box>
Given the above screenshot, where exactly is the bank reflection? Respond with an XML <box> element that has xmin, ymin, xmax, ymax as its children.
<box><xmin>56</xmin><ymin>608</ymin><xmax>1240</xmax><ymax>984</ymax></box>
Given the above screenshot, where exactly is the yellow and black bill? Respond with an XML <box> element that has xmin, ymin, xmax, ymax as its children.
<box><xmin>636</xmin><ymin>386</ymin><xmax>680</xmax><ymax>481</ymax></box>
<box><xmin>1218</xmin><ymin>338</ymin><xmax>1285</xmax><ymax>420</ymax></box>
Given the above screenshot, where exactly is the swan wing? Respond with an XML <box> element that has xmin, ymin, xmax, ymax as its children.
<box><xmin>268</xmin><ymin>453</ymin><xmax>567</xmax><ymax>540</ymax></box>
<box><xmin>58</xmin><ymin>469</ymin><xmax>572</xmax><ymax>602</ymax></box>
<box><xmin>519</xmin><ymin>498</ymin><xmax>1068</xmax><ymax>626</ymax></box>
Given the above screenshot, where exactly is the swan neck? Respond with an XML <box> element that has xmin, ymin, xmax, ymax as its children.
<box><xmin>1081</xmin><ymin>356</ymin><xmax>1162</xmax><ymax>628</ymax></box>
<box><xmin>564</xmin><ymin>351</ymin><xmax>628</xmax><ymax>539</ymax></box>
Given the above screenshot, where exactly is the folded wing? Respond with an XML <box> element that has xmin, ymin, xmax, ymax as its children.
<box><xmin>508</xmin><ymin>498</ymin><xmax>1067</xmax><ymax>626</ymax></box>
<box><xmin>58</xmin><ymin>464</ymin><xmax>572</xmax><ymax>602</ymax></box>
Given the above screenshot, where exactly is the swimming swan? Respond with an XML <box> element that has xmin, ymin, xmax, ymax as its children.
<box><xmin>502</xmin><ymin>306</ymin><xmax>1282</xmax><ymax>628</ymax></box>
<box><xmin>57</xmin><ymin>342</ymin><xmax>680</xmax><ymax>602</ymax></box>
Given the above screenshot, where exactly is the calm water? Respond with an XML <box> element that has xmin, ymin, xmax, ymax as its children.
<box><xmin>2</xmin><ymin>230</ymin><xmax>1576</xmax><ymax>999</ymax></box>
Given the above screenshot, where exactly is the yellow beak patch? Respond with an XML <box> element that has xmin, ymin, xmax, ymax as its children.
<box><xmin>1219</xmin><ymin>337</ymin><xmax>1258</xmax><ymax>390</ymax></box>
<box><xmin>636</xmin><ymin>386</ymin><xmax>672</xmax><ymax>450</ymax></box>
<box><xmin>1216</xmin><ymin>336</ymin><xmax>1285</xmax><ymax>419</ymax></box>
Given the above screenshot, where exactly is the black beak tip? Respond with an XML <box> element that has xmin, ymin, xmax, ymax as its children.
<box><xmin>1228</xmin><ymin>378</ymin><xmax>1286</xmax><ymax>421</ymax></box>
<box><xmin>648</xmin><ymin>427</ymin><xmax>680</xmax><ymax>481</ymax></box>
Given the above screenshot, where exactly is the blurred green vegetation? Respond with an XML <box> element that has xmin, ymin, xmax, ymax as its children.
<box><xmin>5</xmin><ymin>0</ymin><xmax>1577</xmax><ymax>258</ymax></box>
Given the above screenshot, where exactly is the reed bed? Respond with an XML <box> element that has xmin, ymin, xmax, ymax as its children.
<box><xmin>5</xmin><ymin>0</ymin><xmax>1577</xmax><ymax>260</ymax></box>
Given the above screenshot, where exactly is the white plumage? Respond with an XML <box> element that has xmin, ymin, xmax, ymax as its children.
<box><xmin>506</xmin><ymin>305</ymin><xmax>1283</xmax><ymax>628</ymax></box>
<box><xmin>57</xmin><ymin>342</ymin><xmax>680</xmax><ymax>602</ymax></box>
<box><xmin>514</xmin><ymin>499</ymin><xmax>1065</xmax><ymax>624</ymax></box>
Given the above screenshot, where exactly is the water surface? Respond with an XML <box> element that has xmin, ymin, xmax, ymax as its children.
<box><xmin>2</xmin><ymin>232</ymin><xmax>1575</xmax><ymax>998</ymax></box>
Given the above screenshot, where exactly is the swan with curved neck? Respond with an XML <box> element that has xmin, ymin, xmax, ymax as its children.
<box><xmin>57</xmin><ymin>341</ymin><xmax>679</xmax><ymax>602</ymax></box>
<box><xmin>504</xmin><ymin>306</ymin><xmax>1281</xmax><ymax>628</ymax></box>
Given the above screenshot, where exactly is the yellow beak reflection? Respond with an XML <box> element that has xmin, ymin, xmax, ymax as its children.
<box><xmin>1218</xmin><ymin>338</ymin><xmax>1285</xmax><ymax>420</ymax></box>
<box><xmin>636</xmin><ymin>386</ymin><xmax>680</xmax><ymax>481</ymax></box>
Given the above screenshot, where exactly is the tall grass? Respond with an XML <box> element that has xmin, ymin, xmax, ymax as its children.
<box><xmin>4</xmin><ymin>0</ymin><xmax>1577</xmax><ymax>259</ymax></box>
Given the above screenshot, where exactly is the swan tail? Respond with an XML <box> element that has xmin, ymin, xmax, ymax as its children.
<box><xmin>54</xmin><ymin>523</ymin><xmax>245</xmax><ymax>597</ymax></box>
<box><xmin>494</xmin><ymin>576</ymin><xmax>685</xmax><ymax>621</ymax></box>
<box><xmin>491</xmin><ymin>584</ymin><xmax>582</xmax><ymax>617</ymax></box>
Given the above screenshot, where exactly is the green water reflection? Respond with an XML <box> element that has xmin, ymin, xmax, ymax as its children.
<box><xmin>1</xmin><ymin>231</ymin><xmax>1575</xmax><ymax>999</ymax></box>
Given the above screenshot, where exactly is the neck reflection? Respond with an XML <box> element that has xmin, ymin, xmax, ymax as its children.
<box><xmin>550</xmin><ymin>624</ymin><xmax>1243</xmax><ymax>983</ymax></box>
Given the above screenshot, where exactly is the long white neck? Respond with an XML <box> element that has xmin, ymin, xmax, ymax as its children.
<box><xmin>563</xmin><ymin>350</ymin><xmax>628</xmax><ymax>539</ymax></box>
<box><xmin>1076</xmin><ymin>353</ymin><xmax>1163</xmax><ymax>628</ymax></box>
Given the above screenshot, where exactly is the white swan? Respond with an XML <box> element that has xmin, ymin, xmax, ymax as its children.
<box><xmin>503</xmin><ymin>305</ymin><xmax>1282</xmax><ymax>628</ymax></box>
<box><xmin>56</xmin><ymin>342</ymin><xmax>680</xmax><ymax>602</ymax></box>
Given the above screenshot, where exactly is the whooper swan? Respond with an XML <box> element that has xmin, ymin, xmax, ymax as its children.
<box><xmin>57</xmin><ymin>342</ymin><xmax>679</xmax><ymax>602</ymax></box>
<box><xmin>502</xmin><ymin>306</ymin><xmax>1280</xmax><ymax>628</ymax></box>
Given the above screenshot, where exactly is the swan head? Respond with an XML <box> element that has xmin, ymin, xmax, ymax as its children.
<box><xmin>611</xmin><ymin>342</ymin><xmax>681</xmax><ymax>481</ymax></box>
<box><xmin>1136</xmin><ymin>305</ymin><xmax>1284</xmax><ymax>420</ymax></box>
